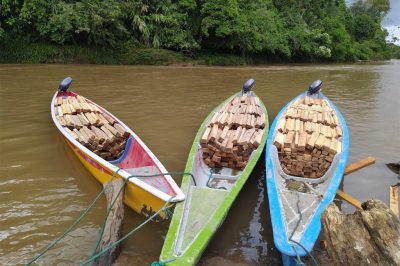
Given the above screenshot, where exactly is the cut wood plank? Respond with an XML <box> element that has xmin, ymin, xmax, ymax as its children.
<box><xmin>64</xmin><ymin>127</ymin><xmax>79</xmax><ymax>140</ymax></box>
<box><xmin>314</xmin><ymin>134</ymin><xmax>325</xmax><ymax>150</ymax></box>
<box><xmin>277</xmin><ymin>118</ymin><xmax>287</xmax><ymax>133</ymax></box>
<box><xmin>104</xmin><ymin>123</ymin><xmax>121</xmax><ymax>138</ymax></box>
<box><xmin>232</xmin><ymin>126</ymin><xmax>242</xmax><ymax>145</ymax></box>
<box><xmin>219</xmin><ymin>126</ymin><xmax>229</xmax><ymax>142</ymax></box>
<box><xmin>336</xmin><ymin>189</ymin><xmax>362</xmax><ymax>210</ymax></box>
<box><xmin>113</xmin><ymin>123</ymin><xmax>129</xmax><ymax>138</ymax></box>
<box><xmin>253</xmin><ymin>129</ymin><xmax>263</xmax><ymax>148</ymax></box>
<box><xmin>92</xmin><ymin>127</ymin><xmax>106</xmax><ymax>143</ymax></box>
<box><xmin>284</xmin><ymin>131</ymin><xmax>294</xmax><ymax>148</ymax></box>
<box><xmin>298</xmin><ymin>132</ymin><xmax>307</xmax><ymax>152</ymax></box>
<box><xmin>344</xmin><ymin>157</ymin><xmax>376</xmax><ymax>175</ymax></box>
<box><xmin>273</xmin><ymin>132</ymin><xmax>285</xmax><ymax>149</ymax></box>
<box><xmin>209</xmin><ymin>124</ymin><xmax>219</xmax><ymax>142</ymax></box>
<box><xmin>102</xmin><ymin>113</ymin><xmax>116</xmax><ymax>125</ymax></box>
<box><xmin>101</xmin><ymin>126</ymin><xmax>116</xmax><ymax>141</ymax></box>
<box><xmin>294</xmin><ymin>131</ymin><xmax>299</xmax><ymax>148</ymax></box>
<box><xmin>201</xmin><ymin>127</ymin><xmax>212</xmax><ymax>144</ymax></box>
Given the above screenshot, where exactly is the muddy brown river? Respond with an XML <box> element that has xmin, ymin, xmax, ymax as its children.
<box><xmin>0</xmin><ymin>62</ymin><xmax>399</xmax><ymax>265</ymax></box>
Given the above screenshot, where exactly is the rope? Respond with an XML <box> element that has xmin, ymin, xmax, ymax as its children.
<box><xmin>206</xmin><ymin>168</ymin><xmax>228</xmax><ymax>190</ymax></box>
<box><xmin>290</xmin><ymin>239</ymin><xmax>319</xmax><ymax>266</ymax></box>
<box><xmin>288</xmin><ymin>193</ymin><xmax>319</xmax><ymax>266</ymax></box>
<box><xmin>291</xmin><ymin>245</ymin><xmax>305</xmax><ymax>266</ymax></box>
<box><xmin>25</xmin><ymin>183</ymin><xmax>107</xmax><ymax>266</ymax></box>
<box><xmin>26</xmin><ymin>170</ymin><xmax>193</xmax><ymax>265</ymax></box>
<box><xmin>206</xmin><ymin>168</ymin><xmax>216</xmax><ymax>188</ymax></box>
<box><xmin>91</xmin><ymin>171</ymin><xmax>194</xmax><ymax>256</ymax></box>
<box><xmin>79</xmin><ymin>197</ymin><xmax>175</xmax><ymax>266</ymax></box>
<box><xmin>151</xmin><ymin>257</ymin><xmax>177</xmax><ymax>266</ymax></box>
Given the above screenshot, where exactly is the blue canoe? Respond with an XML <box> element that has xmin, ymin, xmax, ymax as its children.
<box><xmin>265</xmin><ymin>83</ymin><xmax>349</xmax><ymax>265</ymax></box>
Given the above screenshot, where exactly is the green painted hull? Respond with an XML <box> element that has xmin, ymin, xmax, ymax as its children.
<box><xmin>159</xmin><ymin>92</ymin><xmax>269</xmax><ymax>265</ymax></box>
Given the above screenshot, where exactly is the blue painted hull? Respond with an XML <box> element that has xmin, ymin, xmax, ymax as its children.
<box><xmin>265</xmin><ymin>91</ymin><xmax>349</xmax><ymax>264</ymax></box>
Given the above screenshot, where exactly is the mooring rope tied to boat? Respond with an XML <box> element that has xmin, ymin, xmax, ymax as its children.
<box><xmin>25</xmin><ymin>170</ymin><xmax>194</xmax><ymax>266</ymax></box>
<box><xmin>80</xmin><ymin>197</ymin><xmax>175</xmax><ymax>266</ymax></box>
<box><xmin>25</xmin><ymin>168</ymin><xmax>122</xmax><ymax>266</ymax></box>
<box><xmin>90</xmin><ymin>171</ymin><xmax>195</xmax><ymax>257</ymax></box>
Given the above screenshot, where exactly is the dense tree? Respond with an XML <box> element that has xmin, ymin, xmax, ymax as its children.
<box><xmin>0</xmin><ymin>0</ymin><xmax>394</xmax><ymax>61</ymax></box>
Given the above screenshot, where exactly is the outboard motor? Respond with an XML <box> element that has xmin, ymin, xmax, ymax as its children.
<box><xmin>308</xmin><ymin>79</ymin><xmax>322</xmax><ymax>95</ymax></box>
<box><xmin>58</xmin><ymin>77</ymin><xmax>73</xmax><ymax>92</ymax></box>
<box><xmin>242</xmin><ymin>79</ymin><xmax>255</xmax><ymax>93</ymax></box>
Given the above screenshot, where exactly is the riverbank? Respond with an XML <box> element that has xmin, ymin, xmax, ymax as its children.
<box><xmin>1</xmin><ymin>42</ymin><xmax>399</xmax><ymax>66</ymax></box>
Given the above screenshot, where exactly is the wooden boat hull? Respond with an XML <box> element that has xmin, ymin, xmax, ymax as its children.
<box><xmin>159</xmin><ymin>92</ymin><xmax>269</xmax><ymax>265</ymax></box>
<box><xmin>52</xmin><ymin>90</ymin><xmax>185</xmax><ymax>221</ymax></box>
<box><xmin>265</xmin><ymin>91</ymin><xmax>349</xmax><ymax>264</ymax></box>
<box><xmin>65</xmin><ymin>140</ymin><xmax>167</xmax><ymax>219</ymax></box>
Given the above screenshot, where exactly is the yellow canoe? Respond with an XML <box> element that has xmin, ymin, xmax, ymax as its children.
<box><xmin>51</xmin><ymin>77</ymin><xmax>185</xmax><ymax>221</ymax></box>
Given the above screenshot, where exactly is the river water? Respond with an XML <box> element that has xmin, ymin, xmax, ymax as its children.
<box><xmin>0</xmin><ymin>62</ymin><xmax>399</xmax><ymax>265</ymax></box>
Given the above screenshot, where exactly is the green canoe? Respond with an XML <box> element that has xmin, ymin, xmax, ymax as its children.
<box><xmin>158</xmin><ymin>80</ymin><xmax>269</xmax><ymax>265</ymax></box>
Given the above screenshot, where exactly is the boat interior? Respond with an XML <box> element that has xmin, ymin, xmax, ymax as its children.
<box><xmin>54</xmin><ymin>91</ymin><xmax>177</xmax><ymax>197</ymax></box>
<box><xmin>111</xmin><ymin>136</ymin><xmax>177</xmax><ymax>197</ymax></box>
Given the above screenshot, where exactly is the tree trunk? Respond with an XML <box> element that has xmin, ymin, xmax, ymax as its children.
<box><xmin>321</xmin><ymin>199</ymin><xmax>400</xmax><ymax>266</ymax></box>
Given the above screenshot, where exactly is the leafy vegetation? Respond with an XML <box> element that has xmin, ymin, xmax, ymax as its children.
<box><xmin>0</xmin><ymin>0</ymin><xmax>397</xmax><ymax>64</ymax></box>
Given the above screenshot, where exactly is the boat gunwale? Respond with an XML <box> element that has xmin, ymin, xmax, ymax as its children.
<box><xmin>265</xmin><ymin>91</ymin><xmax>349</xmax><ymax>257</ymax></box>
<box><xmin>51</xmin><ymin>91</ymin><xmax>185</xmax><ymax>203</ymax></box>
<box><xmin>160</xmin><ymin>90</ymin><xmax>269</xmax><ymax>265</ymax></box>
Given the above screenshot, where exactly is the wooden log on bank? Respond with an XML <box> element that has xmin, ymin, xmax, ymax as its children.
<box><xmin>390</xmin><ymin>184</ymin><xmax>399</xmax><ymax>218</ymax></box>
<box><xmin>93</xmin><ymin>178</ymin><xmax>125</xmax><ymax>266</ymax></box>
<box><xmin>321</xmin><ymin>199</ymin><xmax>400</xmax><ymax>266</ymax></box>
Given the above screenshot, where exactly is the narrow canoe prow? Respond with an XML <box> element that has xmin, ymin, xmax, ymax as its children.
<box><xmin>159</xmin><ymin>79</ymin><xmax>269</xmax><ymax>265</ymax></box>
<box><xmin>51</xmin><ymin>77</ymin><xmax>185</xmax><ymax>221</ymax></box>
<box><xmin>265</xmin><ymin>80</ymin><xmax>349</xmax><ymax>265</ymax></box>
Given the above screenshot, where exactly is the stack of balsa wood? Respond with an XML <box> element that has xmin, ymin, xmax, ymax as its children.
<box><xmin>54</xmin><ymin>95</ymin><xmax>130</xmax><ymax>161</ymax></box>
<box><xmin>273</xmin><ymin>96</ymin><xmax>342</xmax><ymax>178</ymax></box>
<box><xmin>200</xmin><ymin>93</ymin><xmax>265</xmax><ymax>170</ymax></box>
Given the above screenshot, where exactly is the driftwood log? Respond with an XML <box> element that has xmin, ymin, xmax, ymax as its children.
<box><xmin>321</xmin><ymin>199</ymin><xmax>400</xmax><ymax>266</ymax></box>
<box><xmin>93</xmin><ymin>178</ymin><xmax>125</xmax><ymax>266</ymax></box>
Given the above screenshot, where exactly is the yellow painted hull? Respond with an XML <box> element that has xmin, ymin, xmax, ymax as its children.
<box><xmin>66</xmin><ymin>139</ymin><xmax>169</xmax><ymax>221</ymax></box>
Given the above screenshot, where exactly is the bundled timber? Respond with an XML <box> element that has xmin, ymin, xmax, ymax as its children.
<box><xmin>273</xmin><ymin>96</ymin><xmax>343</xmax><ymax>178</ymax></box>
<box><xmin>55</xmin><ymin>94</ymin><xmax>130</xmax><ymax>161</ymax></box>
<box><xmin>200</xmin><ymin>93</ymin><xmax>265</xmax><ymax>170</ymax></box>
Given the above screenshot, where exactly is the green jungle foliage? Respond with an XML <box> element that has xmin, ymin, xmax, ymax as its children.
<box><xmin>0</xmin><ymin>0</ymin><xmax>397</xmax><ymax>64</ymax></box>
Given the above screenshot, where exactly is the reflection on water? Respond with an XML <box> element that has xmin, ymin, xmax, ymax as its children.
<box><xmin>0</xmin><ymin>61</ymin><xmax>399</xmax><ymax>265</ymax></box>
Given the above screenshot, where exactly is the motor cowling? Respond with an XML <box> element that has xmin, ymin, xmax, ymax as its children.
<box><xmin>308</xmin><ymin>80</ymin><xmax>323</xmax><ymax>94</ymax></box>
<box><xmin>58</xmin><ymin>77</ymin><xmax>72</xmax><ymax>92</ymax></box>
<box><xmin>243</xmin><ymin>79</ymin><xmax>255</xmax><ymax>93</ymax></box>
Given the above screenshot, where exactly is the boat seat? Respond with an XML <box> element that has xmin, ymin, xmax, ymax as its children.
<box><xmin>124</xmin><ymin>165</ymin><xmax>160</xmax><ymax>176</ymax></box>
<box><xmin>124</xmin><ymin>166</ymin><xmax>174</xmax><ymax>195</ymax></box>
